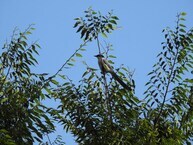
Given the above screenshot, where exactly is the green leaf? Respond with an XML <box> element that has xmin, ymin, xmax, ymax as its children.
<box><xmin>20</xmin><ymin>41</ymin><xmax>28</xmax><ymax>47</ymax></box>
<box><xmin>181</xmin><ymin>12</ymin><xmax>187</xmax><ymax>16</ymax></box>
<box><xmin>51</xmin><ymin>79</ymin><xmax>59</xmax><ymax>85</ymax></box>
<box><xmin>73</xmin><ymin>21</ymin><xmax>81</xmax><ymax>28</ymax></box>
<box><xmin>67</xmin><ymin>63</ymin><xmax>74</xmax><ymax>66</ymax></box>
<box><xmin>180</xmin><ymin>17</ymin><xmax>186</xmax><ymax>21</ymax></box>
<box><xmin>80</xmin><ymin>48</ymin><xmax>86</xmax><ymax>51</ymax></box>
<box><xmin>179</xmin><ymin>24</ymin><xmax>186</xmax><ymax>28</ymax></box>
<box><xmin>29</xmin><ymin>55</ymin><xmax>38</xmax><ymax>64</ymax></box>
<box><xmin>88</xmin><ymin>73</ymin><xmax>95</xmax><ymax>81</ymax></box>
<box><xmin>26</xmin><ymin>31</ymin><xmax>32</xmax><ymax>35</ymax></box>
<box><xmin>160</xmin><ymin>61</ymin><xmax>165</xmax><ymax>66</ymax></box>
<box><xmin>21</xmin><ymin>35</ymin><xmax>28</xmax><ymax>40</ymax></box>
<box><xmin>92</xmin><ymin>11</ymin><xmax>97</xmax><ymax>15</ymax></box>
<box><xmin>31</xmin><ymin>45</ymin><xmax>39</xmax><ymax>55</ymax></box>
<box><xmin>84</xmin><ymin>31</ymin><xmax>90</xmax><ymax>40</ymax></box>
<box><xmin>82</xmin><ymin>70</ymin><xmax>89</xmax><ymax>77</ymax></box>
<box><xmin>109</xmin><ymin>20</ymin><xmax>117</xmax><ymax>25</ymax></box>
<box><xmin>111</xmin><ymin>16</ymin><xmax>119</xmax><ymax>20</ymax></box>
<box><xmin>107</xmin><ymin>24</ymin><xmax>113</xmax><ymax>30</ymax></box>
<box><xmin>35</xmin><ymin>43</ymin><xmax>41</xmax><ymax>48</ymax></box>
<box><xmin>108</xmin><ymin>60</ymin><xmax>114</xmax><ymax>64</ymax></box>
<box><xmin>184</xmin><ymin>79</ymin><xmax>193</xmax><ymax>83</ymax></box>
<box><xmin>176</xmin><ymin>74</ymin><xmax>182</xmax><ymax>80</ymax></box>
<box><xmin>187</xmin><ymin>63</ymin><xmax>193</xmax><ymax>68</ymax></box>
<box><xmin>101</xmin><ymin>32</ymin><xmax>107</xmax><ymax>38</ymax></box>
<box><xmin>58</xmin><ymin>74</ymin><xmax>66</xmax><ymax>80</ymax></box>
<box><xmin>179</xmin><ymin>28</ymin><xmax>186</xmax><ymax>33</ymax></box>
<box><xmin>76</xmin><ymin>53</ymin><xmax>82</xmax><ymax>57</ymax></box>
<box><xmin>70</xmin><ymin>58</ymin><xmax>76</xmax><ymax>62</ymax></box>
<box><xmin>109</xmin><ymin>55</ymin><xmax>116</xmax><ymax>58</ymax></box>
<box><xmin>189</xmin><ymin>34</ymin><xmax>193</xmax><ymax>39</ymax></box>
<box><xmin>74</xmin><ymin>17</ymin><xmax>80</xmax><ymax>20</ymax></box>
<box><xmin>76</xmin><ymin>26</ymin><xmax>84</xmax><ymax>33</ymax></box>
<box><xmin>81</xmin><ymin>28</ymin><xmax>87</xmax><ymax>38</ymax></box>
<box><xmin>147</xmin><ymin>71</ymin><xmax>154</xmax><ymax>76</ymax></box>
<box><xmin>145</xmin><ymin>82</ymin><xmax>150</xmax><ymax>86</ymax></box>
<box><xmin>1</xmin><ymin>97</ymin><xmax>8</xmax><ymax>103</ymax></box>
<box><xmin>45</xmin><ymin>88</ymin><xmax>52</xmax><ymax>95</ymax></box>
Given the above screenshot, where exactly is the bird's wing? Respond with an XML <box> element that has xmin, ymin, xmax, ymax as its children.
<box><xmin>102</xmin><ymin>58</ymin><xmax>113</xmax><ymax>72</ymax></box>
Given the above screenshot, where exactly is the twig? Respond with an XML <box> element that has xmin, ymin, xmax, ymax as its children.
<box><xmin>0</xmin><ymin>27</ymin><xmax>20</xmax><ymax>95</ymax></box>
<box><xmin>96</xmin><ymin>35</ymin><xmax>101</xmax><ymax>54</ymax></box>
<box><xmin>154</xmin><ymin>34</ymin><xmax>180</xmax><ymax>128</ymax></box>
<box><xmin>102</xmin><ymin>72</ymin><xmax>112</xmax><ymax>123</ymax></box>
<box><xmin>46</xmin><ymin>133</ymin><xmax>52</xmax><ymax>145</ymax></box>
<box><xmin>45</xmin><ymin>40</ymin><xmax>89</xmax><ymax>82</ymax></box>
<box><xmin>96</xmin><ymin>36</ymin><xmax>112</xmax><ymax>124</ymax></box>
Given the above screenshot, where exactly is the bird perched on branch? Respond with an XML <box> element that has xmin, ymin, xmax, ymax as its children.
<box><xmin>95</xmin><ymin>54</ymin><xmax>132</xmax><ymax>91</ymax></box>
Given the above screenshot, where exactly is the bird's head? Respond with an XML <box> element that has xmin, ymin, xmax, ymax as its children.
<box><xmin>94</xmin><ymin>54</ymin><xmax>104</xmax><ymax>58</ymax></box>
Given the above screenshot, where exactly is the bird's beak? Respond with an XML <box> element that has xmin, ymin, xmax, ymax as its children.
<box><xmin>94</xmin><ymin>54</ymin><xmax>104</xmax><ymax>58</ymax></box>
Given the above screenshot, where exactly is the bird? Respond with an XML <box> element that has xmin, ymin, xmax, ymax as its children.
<box><xmin>95</xmin><ymin>54</ymin><xmax>132</xmax><ymax>91</ymax></box>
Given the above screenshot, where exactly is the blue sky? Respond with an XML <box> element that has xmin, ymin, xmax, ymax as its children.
<box><xmin>1</xmin><ymin>1</ymin><xmax>193</xmax><ymax>144</ymax></box>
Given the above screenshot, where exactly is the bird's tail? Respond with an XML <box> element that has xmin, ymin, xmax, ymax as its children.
<box><xmin>110</xmin><ymin>71</ymin><xmax>132</xmax><ymax>91</ymax></box>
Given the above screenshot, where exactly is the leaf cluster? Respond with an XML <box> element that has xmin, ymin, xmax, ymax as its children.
<box><xmin>51</xmin><ymin>65</ymin><xmax>139</xmax><ymax>145</ymax></box>
<box><xmin>143</xmin><ymin>12</ymin><xmax>193</xmax><ymax>144</ymax></box>
<box><xmin>0</xmin><ymin>26</ymin><xmax>56</xmax><ymax>144</ymax></box>
<box><xmin>50</xmin><ymin>11</ymin><xmax>193</xmax><ymax>145</ymax></box>
<box><xmin>1</xmin><ymin>9</ymin><xmax>193</xmax><ymax>145</ymax></box>
<box><xmin>74</xmin><ymin>7</ymin><xmax>119</xmax><ymax>41</ymax></box>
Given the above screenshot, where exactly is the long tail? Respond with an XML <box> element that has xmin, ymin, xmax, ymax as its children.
<box><xmin>110</xmin><ymin>71</ymin><xmax>132</xmax><ymax>91</ymax></box>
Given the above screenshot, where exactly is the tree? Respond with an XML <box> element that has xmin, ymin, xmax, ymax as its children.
<box><xmin>52</xmin><ymin>9</ymin><xmax>193</xmax><ymax>144</ymax></box>
<box><xmin>1</xmin><ymin>8</ymin><xmax>193</xmax><ymax>145</ymax></box>
<box><xmin>0</xmin><ymin>26</ymin><xmax>64</xmax><ymax>145</ymax></box>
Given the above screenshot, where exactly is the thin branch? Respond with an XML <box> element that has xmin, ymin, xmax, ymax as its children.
<box><xmin>45</xmin><ymin>40</ymin><xmax>89</xmax><ymax>82</ymax></box>
<box><xmin>96</xmin><ymin>35</ymin><xmax>101</xmax><ymax>54</ymax></box>
<box><xmin>96</xmin><ymin>35</ymin><xmax>112</xmax><ymax>123</ymax></box>
<box><xmin>0</xmin><ymin>28</ymin><xmax>19</xmax><ymax>95</ymax></box>
<box><xmin>153</xmin><ymin>15</ymin><xmax>183</xmax><ymax>127</ymax></box>
<box><xmin>154</xmin><ymin>40</ymin><xmax>179</xmax><ymax>128</ymax></box>
<box><xmin>46</xmin><ymin>133</ymin><xmax>52</xmax><ymax>145</ymax></box>
<box><xmin>102</xmin><ymin>72</ymin><xmax>112</xmax><ymax>123</ymax></box>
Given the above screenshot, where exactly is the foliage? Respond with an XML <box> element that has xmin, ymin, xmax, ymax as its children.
<box><xmin>48</xmin><ymin>8</ymin><xmax>138</xmax><ymax>144</ymax></box>
<box><xmin>51</xmin><ymin>65</ymin><xmax>138</xmax><ymax>144</ymax></box>
<box><xmin>39</xmin><ymin>135</ymin><xmax>65</xmax><ymax>145</ymax></box>
<box><xmin>53</xmin><ymin>10</ymin><xmax>193</xmax><ymax>145</ymax></box>
<box><xmin>1</xmin><ymin>8</ymin><xmax>193</xmax><ymax>145</ymax></box>
<box><xmin>143</xmin><ymin>12</ymin><xmax>193</xmax><ymax>144</ymax></box>
<box><xmin>74</xmin><ymin>7</ymin><xmax>118</xmax><ymax>41</ymax></box>
<box><xmin>0</xmin><ymin>26</ymin><xmax>57</xmax><ymax>144</ymax></box>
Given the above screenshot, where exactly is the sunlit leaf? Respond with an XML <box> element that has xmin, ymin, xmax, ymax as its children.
<box><xmin>181</xmin><ymin>12</ymin><xmax>187</xmax><ymax>16</ymax></box>
<box><xmin>111</xmin><ymin>16</ymin><xmax>119</xmax><ymax>20</ymax></box>
<box><xmin>101</xmin><ymin>32</ymin><xmax>107</xmax><ymax>38</ymax></box>
<box><xmin>76</xmin><ymin>53</ymin><xmax>82</xmax><ymax>57</ymax></box>
<box><xmin>109</xmin><ymin>20</ymin><xmax>117</xmax><ymax>25</ymax></box>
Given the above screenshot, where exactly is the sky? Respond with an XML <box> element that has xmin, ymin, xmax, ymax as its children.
<box><xmin>0</xmin><ymin>1</ymin><xmax>193</xmax><ymax>144</ymax></box>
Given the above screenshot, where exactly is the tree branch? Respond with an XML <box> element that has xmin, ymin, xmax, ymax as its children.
<box><xmin>45</xmin><ymin>40</ymin><xmax>89</xmax><ymax>82</ymax></box>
